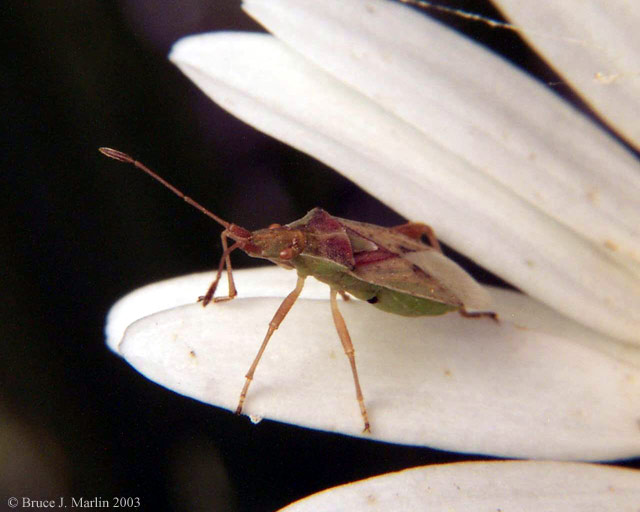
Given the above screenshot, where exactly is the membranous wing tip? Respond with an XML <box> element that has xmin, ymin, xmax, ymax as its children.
<box><xmin>404</xmin><ymin>251</ymin><xmax>493</xmax><ymax>311</ymax></box>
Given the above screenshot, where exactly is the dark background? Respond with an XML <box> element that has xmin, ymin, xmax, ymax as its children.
<box><xmin>2</xmin><ymin>1</ymin><xmax>638</xmax><ymax>511</ymax></box>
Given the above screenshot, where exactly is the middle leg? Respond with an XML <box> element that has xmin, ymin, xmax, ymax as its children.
<box><xmin>235</xmin><ymin>276</ymin><xmax>306</xmax><ymax>415</ymax></box>
<box><xmin>330</xmin><ymin>289</ymin><xmax>370</xmax><ymax>433</ymax></box>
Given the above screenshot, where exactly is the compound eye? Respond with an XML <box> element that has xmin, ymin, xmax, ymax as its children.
<box><xmin>268</xmin><ymin>223</ymin><xmax>282</xmax><ymax>229</ymax></box>
<box><xmin>279</xmin><ymin>247</ymin><xmax>295</xmax><ymax>260</ymax></box>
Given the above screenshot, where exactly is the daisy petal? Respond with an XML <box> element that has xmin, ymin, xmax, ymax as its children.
<box><xmin>169</xmin><ymin>13</ymin><xmax>640</xmax><ymax>343</ymax></box>
<box><xmin>278</xmin><ymin>461</ymin><xmax>640</xmax><ymax>511</ymax></box>
<box><xmin>241</xmin><ymin>0</ymin><xmax>640</xmax><ymax>261</ymax></box>
<box><xmin>495</xmin><ymin>0</ymin><xmax>640</xmax><ymax>150</ymax></box>
<box><xmin>108</xmin><ymin>270</ymin><xmax>640</xmax><ymax>460</ymax></box>
<box><xmin>104</xmin><ymin>267</ymin><xmax>330</xmax><ymax>353</ymax></box>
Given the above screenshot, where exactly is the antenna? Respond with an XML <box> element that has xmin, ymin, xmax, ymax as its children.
<box><xmin>99</xmin><ymin>147</ymin><xmax>231</xmax><ymax>230</ymax></box>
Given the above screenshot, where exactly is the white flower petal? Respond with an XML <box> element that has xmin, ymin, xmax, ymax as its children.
<box><xmin>108</xmin><ymin>269</ymin><xmax>640</xmax><ymax>460</ymax></box>
<box><xmin>242</xmin><ymin>0</ymin><xmax>640</xmax><ymax>260</ymax></box>
<box><xmin>105</xmin><ymin>267</ymin><xmax>329</xmax><ymax>353</ymax></box>
<box><xmin>169</xmin><ymin>25</ymin><xmax>640</xmax><ymax>343</ymax></box>
<box><xmin>495</xmin><ymin>0</ymin><xmax>640</xmax><ymax>150</ymax></box>
<box><xmin>277</xmin><ymin>461</ymin><xmax>640</xmax><ymax>511</ymax></box>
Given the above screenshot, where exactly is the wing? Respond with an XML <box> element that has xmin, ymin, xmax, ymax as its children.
<box><xmin>404</xmin><ymin>251</ymin><xmax>493</xmax><ymax>311</ymax></box>
<box><xmin>349</xmin><ymin>252</ymin><xmax>463</xmax><ymax>307</ymax></box>
<box><xmin>337</xmin><ymin>218</ymin><xmax>428</xmax><ymax>254</ymax></box>
<box><xmin>340</xmin><ymin>218</ymin><xmax>491</xmax><ymax>310</ymax></box>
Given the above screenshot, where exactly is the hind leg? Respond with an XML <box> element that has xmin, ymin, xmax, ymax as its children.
<box><xmin>391</xmin><ymin>222</ymin><xmax>442</xmax><ymax>252</ymax></box>
<box><xmin>459</xmin><ymin>308</ymin><xmax>499</xmax><ymax>322</ymax></box>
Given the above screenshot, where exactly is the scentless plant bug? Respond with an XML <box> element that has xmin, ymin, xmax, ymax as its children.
<box><xmin>100</xmin><ymin>147</ymin><xmax>497</xmax><ymax>432</ymax></box>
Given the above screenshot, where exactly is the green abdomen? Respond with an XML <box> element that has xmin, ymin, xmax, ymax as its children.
<box><xmin>294</xmin><ymin>255</ymin><xmax>457</xmax><ymax>317</ymax></box>
<box><xmin>365</xmin><ymin>286</ymin><xmax>457</xmax><ymax>316</ymax></box>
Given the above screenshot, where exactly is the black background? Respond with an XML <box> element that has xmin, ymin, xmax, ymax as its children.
<box><xmin>2</xmin><ymin>1</ymin><xmax>638</xmax><ymax>511</ymax></box>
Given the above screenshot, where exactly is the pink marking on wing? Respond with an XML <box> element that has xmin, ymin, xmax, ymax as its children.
<box><xmin>354</xmin><ymin>250</ymin><xmax>397</xmax><ymax>266</ymax></box>
<box><xmin>325</xmin><ymin>235</ymin><xmax>354</xmax><ymax>268</ymax></box>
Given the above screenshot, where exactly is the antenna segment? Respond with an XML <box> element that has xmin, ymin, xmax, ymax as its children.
<box><xmin>99</xmin><ymin>147</ymin><xmax>230</xmax><ymax>229</ymax></box>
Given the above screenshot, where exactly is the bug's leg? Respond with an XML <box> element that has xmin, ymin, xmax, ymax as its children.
<box><xmin>236</xmin><ymin>276</ymin><xmax>306</xmax><ymax>416</ymax></box>
<box><xmin>391</xmin><ymin>222</ymin><xmax>443</xmax><ymax>253</ymax></box>
<box><xmin>213</xmin><ymin>230</ymin><xmax>240</xmax><ymax>303</ymax></box>
<box><xmin>199</xmin><ymin>231</ymin><xmax>241</xmax><ymax>306</ymax></box>
<box><xmin>338</xmin><ymin>290</ymin><xmax>350</xmax><ymax>301</ymax></box>
<box><xmin>459</xmin><ymin>308</ymin><xmax>499</xmax><ymax>323</ymax></box>
<box><xmin>330</xmin><ymin>289</ymin><xmax>370</xmax><ymax>433</ymax></box>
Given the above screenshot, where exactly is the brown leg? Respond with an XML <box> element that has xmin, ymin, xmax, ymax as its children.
<box><xmin>391</xmin><ymin>222</ymin><xmax>443</xmax><ymax>252</ymax></box>
<box><xmin>330</xmin><ymin>289</ymin><xmax>370</xmax><ymax>433</ymax></box>
<box><xmin>235</xmin><ymin>276</ymin><xmax>306</xmax><ymax>415</ymax></box>
<box><xmin>459</xmin><ymin>308</ymin><xmax>499</xmax><ymax>323</ymax></box>
<box><xmin>338</xmin><ymin>290</ymin><xmax>350</xmax><ymax>301</ymax></box>
<box><xmin>199</xmin><ymin>231</ymin><xmax>240</xmax><ymax>306</ymax></box>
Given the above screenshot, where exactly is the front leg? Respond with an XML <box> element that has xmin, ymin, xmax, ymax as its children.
<box><xmin>199</xmin><ymin>230</ymin><xmax>241</xmax><ymax>306</ymax></box>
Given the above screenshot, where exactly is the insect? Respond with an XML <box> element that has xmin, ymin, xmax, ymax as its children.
<box><xmin>100</xmin><ymin>147</ymin><xmax>497</xmax><ymax>432</ymax></box>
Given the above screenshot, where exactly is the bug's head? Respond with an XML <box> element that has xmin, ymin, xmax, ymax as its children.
<box><xmin>242</xmin><ymin>224</ymin><xmax>306</xmax><ymax>265</ymax></box>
